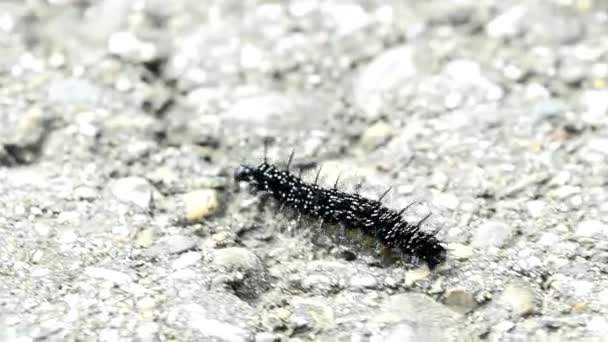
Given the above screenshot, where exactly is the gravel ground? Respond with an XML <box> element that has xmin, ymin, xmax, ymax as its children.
<box><xmin>1</xmin><ymin>1</ymin><xmax>608</xmax><ymax>341</ymax></box>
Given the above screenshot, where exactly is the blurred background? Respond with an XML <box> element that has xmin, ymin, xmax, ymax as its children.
<box><xmin>1</xmin><ymin>1</ymin><xmax>608</xmax><ymax>341</ymax></box>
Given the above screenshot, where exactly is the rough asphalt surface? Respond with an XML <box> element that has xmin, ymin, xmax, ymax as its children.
<box><xmin>1</xmin><ymin>1</ymin><xmax>608</xmax><ymax>341</ymax></box>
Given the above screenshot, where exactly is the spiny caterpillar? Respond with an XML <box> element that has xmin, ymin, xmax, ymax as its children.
<box><xmin>234</xmin><ymin>148</ymin><xmax>447</xmax><ymax>269</ymax></box>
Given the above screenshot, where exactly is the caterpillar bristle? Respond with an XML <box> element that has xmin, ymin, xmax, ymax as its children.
<box><xmin>314</xmin><ymin>167</ymin><xmax>322</xmax><ymax>185</ymax></box>
<box><xmin>286</xmin><ymin>150</ymin><xmax>295</xmax><ymax>171</ymax></box>
<box><xmin>378</xmin><ymin>187</ymin><xmax>392</xmax><ymax>202</ymax></box>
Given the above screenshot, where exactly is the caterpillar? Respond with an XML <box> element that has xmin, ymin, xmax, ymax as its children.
<box><xmin>234</xmin><ymin>150</ymin><xmax>447</xmax><ymax>270</ymax></box>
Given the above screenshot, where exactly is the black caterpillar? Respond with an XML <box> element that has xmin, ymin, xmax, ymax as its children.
<box><xmin>234</xmin><ymin>152</ymin><xmax>447</xmax><ymax>269</ymax></box>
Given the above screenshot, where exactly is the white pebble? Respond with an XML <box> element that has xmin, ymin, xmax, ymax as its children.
<box><xmin>85</xmin><ymin>266</ymin><xmax>132</xmax><ymax>285</ymax></box>
<box><xmin>110</xmin><ymin>177</ymin><xmax>154</xmax><ymax>209</ymax></box>
<box><xmin>575</xmin><ymin>220</ymin><xmax>608</xmax><ymax>238</ymax></box>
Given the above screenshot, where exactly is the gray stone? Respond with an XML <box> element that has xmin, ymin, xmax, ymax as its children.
<box><xmin>212</xmin><ymin>247</ymin><xmax>262</xmax><ymax>273</ymax></box>
<box><xmin>358</xmin><ymin>121</ymin><xmax>394</xmax><ymax>151</ymax></box>
<box><xmin>404</xmin><ymin>268</ymin><xmax>430</xmax><ymax>287</ymax></box>
<box><xmin>84</xmin><ymin>0</ymin><xmax>131</xmax><ymax>42</ymax></box>
<box><xmin>444</xmin><ymin>287</ymin><xmax>478</xmax><ymax>313</ymax></box>
<box><xmin>559</xmin><ymin>63</ymin><xmax>586</xmax><ymax>85</ymax></box>
<box><xmin>99</xmin><ymin>328</ymin><xmax>120</xmax><ymax>342</ymax></box>
<box><xmin>382</xmin><ymin>324</ymin><xmax>417</xmax><ymax>342</ymax></box>
<box><xmin>84</xmin><ymin>267</ymin><xmax>132</xmax><ymax>286</ymax></box>
<box><xmin>167</xmin><ymin>303</ymin><xmax>253</xmax><ymax>342</ymax></box>
<box><xmin>378</xmin><ymin>293</ymin><xmax>460</xmax><ymax>322</ymax></box>
<box><xmin>135</xmin><ymin>228</ymin><xmax>156</xmax><ymax>248</ymax></box>
<box><xmin>255</xmin><ymin>332</ymin><xmax>280</xmax><ymax>342</ymax></box>
<box><xmin>580</xmin><ymin>90</ymin><xmax>608</xmax><ymax>123</ymax></box>
<box><xmin>501</xmin><ymin>284</ymin><xmax>536</xmax><ymax>317</ymax></box>
<box><xmin>532</xmin><ymin>99</ymin><xmax>566</xmax><ymax>117</ymax></box>
<box><xmin>375</xmin><ymin>293</ymin><xmax>463</xmax><ymax>341</ymax></box>
<box><xmin>1</xmin><ymin>106</ymin><xmax>50</xmax><ymax>165</ymax></box>
<box><xmin>433</xmin><ymin>192</ymin><xmax>460</xmax><ymax>210</ymax></box>
<box><xmin>290</xmin><ymin>297</ymin><xmax>335</xmax><ymax>331</ymax></box>
<box><xmin>355</xmin><ymin>45</ymin><xmax>428</xmax><ymax>117</ymax></box>
<box><xmin>585</xmin><ymin>138</ymin><xmax>608</xmax><ymax>160</ymax></box>
<box><xmin>224</xmin><ymin>92</ymin><xmax>293</xmax><ymax>123</ymax></box>
<box><xmin>47</xmin><ymin>78</ymin><xmax>102</xmax><ymax>105</ymax></box>
<box><xmin>110</xmin><ymin>177</ymin><xmax>154</xmax><ymax>210</ymax></box>
<box><xmin>492</xmin><ymin>320</ymin><xmax>515</xmax><ymax>334</ymax></box>
<box><xmin>349</xmin><ymin>274</ymin><xmax>378</xmax><ymax>289</ymax></box>
<box><xmin>108</xmin><ymin>31</ymin><xmax>158</xmax><ymax>62</ymax></box>
<box><xmin>73</xmin><ymin>186</ymin><xmax>98</xmax><ymax>201</ymax></box>
<box><xmin>588</xmin><ymin>316</ymin><xmax>608</xmax><ymax>334</ymax></box>
<box><xmin>442</xmin><ymin>59</ymin><xmax>503</xmax><ymax>100</ymax></box>
<box><xmin>135</xmin><ymin>321</ymin><xmax>159</xmax><ymax>342</ymax></box>
<box><xmin>301</xmin><ymin>274</ymin><xmax>334</xmax><ymax>293</ymax></box>
<box><xmin>575</xmin><ymin>220</ymin><xmax>608</xmax><ymax>238</ymax></box>
<box><xmin>171</xmin><ymin>251</ymin><xmax>202</xmax><ymax>269</ymax></box>
<box><xmin>486</xmin><ymin>5</ymin><xmax>526</xmax><ymax>38</ymax></box>
<box><xmin>526</xmin><ymin>200</ymin><xmax>546</xmax><ymax>218</ymax></box>
<box><xmin>472</xmin><ymin>221</ymin><xmax>514</xmax><ymax>248</ymax></box>
<box><xmin>598</xmin><ymin>289</ymin><xmax>608</xmax><ymax>306</ymax></box>
<box><xmin>537</xmin><ymin>232</ymin><xmax>560</xmax><ymax>246</ymax></box>
<box><xmin>145</xmin><ymin>234</ymin><xmax>198</xmax><ymax>257</ymax></box>
<box><xmin>448</xmin><ymin>243</ymin><xmax>473</xmax><ymax>260</ymax></box>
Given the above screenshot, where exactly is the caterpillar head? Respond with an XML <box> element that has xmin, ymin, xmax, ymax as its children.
<box><xmin>234</xmin><ymin>164</ymin><xmax>272</xmax><ymax>193</ymax></box>
<box><xmin>234</xmin><ymin>165</ymin><xmax>256</xmax><ymax>182</ymax></box>
<box><xmin>421</xmin><ymin>243</ymin><xmax>447</xmax><ymax>270</ymax></box>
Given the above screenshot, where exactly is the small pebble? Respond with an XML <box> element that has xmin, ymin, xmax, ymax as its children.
<box><xmin>301</xmin><ymin>274</ymin><xmax>333</xmax><ymax>292</ymax></box>
<box><xmin>597</xmin><ymin>289</ymin><xmax>608</xmax><ymax>306</ymax></box>
<box><xmin>84</xmin><ymin>267</ymin><xmax>132</xmax><ymax>286</ymax></box>
<box><xmin>136</xmin><ymin>322</ymin><xmax>159</xmax><ymax>342</ymax></box>
<box><xmin>145</xmin><ymin>234</ymin><xmax>197</xmax><ymax>257</ymax></box>
<box><xmin>58</xmin><ymin>230</ymin><xmax>78</xmax><ymax>245</ymax></box>
<box><xmin>493</xmin><ymin>320</ymin><xmax>515</xmax><ymax>333</ymax></box>
<box><xmin>355</xmin><ymin>45</ymin><xmax>423</xmax><ymax>117</ymax></box>
<box><xmin>172</xmin><ymin>251</ymin><xmax>202</xmax><ymax>269</ymax></box>
<box><xmin>404</xmin><ymin>267</ymin><xmax>430</xmax><ymax>287</ymax></box>
<box><xmin>48</xmin><ymin>78</ymin><xmax>101</xmax><ymax>105</ymax></box>
<box><xmin>587</xmin><ymin>317</ymin><xmax>608</xmax><ymax>334</ymax></box>
<box><xmin>501</xmin><ymin>284</ymin><xmax>536</xmax><ymax>317</ymax></box>
<box><xmin>448</xmin><ymin>243</ymin><xmax>474</xmax><ymax>260</ymax></box>
<box><xmin>290</xmin><ymin>297</ymin><xmax>335</xmax><ymax>331</ymax></box>
<box><xmin>444</xmin><ymin>287</ymin><xmax>477</xmax><ymax>313</ymax></box>
<box><xmin>255</xmin><ymin>332</ymin><xmax>280</xmax><ymax>342</ymax></box>
<box><xmin>99</xmin><ymin>328</ymin><xmax>119</xmax><ymax>342</ymax></box>
<box><xmin>571</xmin><ymin>279</ymin><xmax>594</xmax><ymax>297</ymax></box>
<box><xmin>137</xmin><ymin>297</ymin><xmax>157</xmax><ymax>311</ymax></box>
<box><xmin>108</xmin><ymin>31</ymin><xmax>157</xmax><ymax>62</ymax></box>
<box><xmin>212</xmin><ymin>247</ymin><xmax>262</xmax><ymax>273</ymax></box>
<box><xmin>526</xmin><ymin>200</ymin><xmax>547</xmax><ymax>218</ymax></box>
<box><xmin>183</xmin><ymin>189</ymin><xmax>220</xmax><ymax>223</ymax></box>
<box><xmin>472</xmin><ymin>221</ymin><xmax>514</xmax><ymax>248</ymax></box>
<box><xmin>73</xmin><ymin>186</ymin><xmax>98</xmax><ymax>201</ymax></box>
<box><xmin>110</xmin><ymin>177</ymin><xmax>154</xmax><ymax>210</ymax></box>
<box><xmin>34</xmin><ymin>223</ymin><xmax>52</xmax><ymax>237</ymax></box>
<box><xmin>575</xmin><ymin>220</ymin><xmax>608</xmax><ymax>238</ymax></box>
<box><xmin>136</xmin><ymin>228</ymin><xmax>156</xmax><ymax>248</ymax></box>
<box><xmin>486</xmin><ymin>5</ymin><xmax>526</xmax><ymax>38</ymax></box>
<box><xmin>377</xmin><ymin>293</ymin><xmax>461</xmax><ymax>339</ymax></box>
<box><xmin>349</xmin><ymin>274</ymin><xmax>378</xmax><ymax>289</ymax></box>
<box><xmin>433</xmin><ymin>192</ymin><xmax>460</xmax><ymax>210</ymax></box>
<box><xmin>358</xmin><ymin>121</ymin><xmax>394</xmax><ymax>151</ymax></box>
